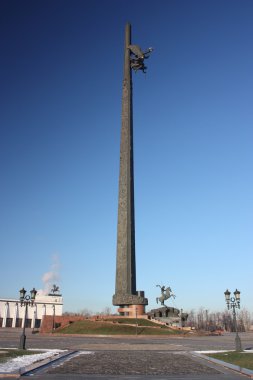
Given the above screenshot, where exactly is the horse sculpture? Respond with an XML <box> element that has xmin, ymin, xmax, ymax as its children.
<box><xmin>156</xmin><ymin>285</ymin><xmax>176</xmax><ymax>306</ymax></box>
<box><xmin>51</xmin><ymin>284</ymin><xmax>60</xmax><ymax>294</ymax></box>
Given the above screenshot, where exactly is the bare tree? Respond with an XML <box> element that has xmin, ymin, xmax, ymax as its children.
<box><xmin>101</xmin><ymin>306</ymin><xmax>112</xmax><ymax>315</ymax></box>
<box><xmin>238</xmin><ymin>308</ymin><xmax>251</xmax><ymax>331</ymax></box>
<box><xmin>79</xmin><ymin>308</ymin><xmax>93</xmax><ymax>317</ymax></box>
<box><xmin>186</xmin><ymin>309</ymin><xmax>196</xmax><ymax>328</ymax></box>
<box><xmin>62</xmin><ymin>309</ymin><xmax>93</xmax><ymax>317</ymax></box>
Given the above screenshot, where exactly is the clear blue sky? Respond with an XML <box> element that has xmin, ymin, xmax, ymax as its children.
<box><xmin>1</xmin><ymin>0</ymin><xmax>252</xmax><ymax>314</ymax></box>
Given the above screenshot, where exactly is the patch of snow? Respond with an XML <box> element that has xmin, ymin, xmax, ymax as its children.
<box><xmin>32</xmin><ymin>350</ymin><xmax>95</xmax><ymax>371</ymax></box>
<box><xmin>0</xmin><ymin>349</ymin><xmax>65</xmax><ymax>373</ymax></box>
<box><xmin>194</xmin><ymin>350</ymin><xmax>234</xmax><ymax>354</ymax></box>
<box><xmin>195</xmin><ymin>350</ymin><xmax>253</xmax><ymax>354</ymax></box>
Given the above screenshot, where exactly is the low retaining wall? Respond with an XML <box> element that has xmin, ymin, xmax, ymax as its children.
<box><xmin>40</xmin><ymin>314</ymin><xmax>149</xmax><ymax>333</ymax></box>
<box><xmin>40</xmin><ymin>315</ymin><xmax>86</xmax><ymax>333</ymax></box>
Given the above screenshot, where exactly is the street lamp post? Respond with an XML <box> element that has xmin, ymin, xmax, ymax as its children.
<box><xmin>52</xmin><ymin>304</ymin><xmax>55</xmax><ymax>333</ymax></box>
<box><xmin>19</xmin><ymin>287</ymin><xmax>37</xmax><ymax>350</ymax></box>
<box><xmin>224</xmin><ymin>289</ymin><xmax>242</xmax><ymax>351</ymax></box>
<box><xmin>135</xmin><ymin>307</ymin><xmax>138</xmax><ymax>336</ymax></box>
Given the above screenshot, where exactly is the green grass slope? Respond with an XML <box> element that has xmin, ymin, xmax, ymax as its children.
<box><xmin>55</xmin><ymin>319</ymin><xmax>183</xmax><ymax>335</ymax></box>
<box><xmin>207</xmin><ymin>352</ymin><xmax>253</xmax><ymax>370</ymax></box>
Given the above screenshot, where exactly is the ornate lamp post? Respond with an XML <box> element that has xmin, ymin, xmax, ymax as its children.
<box><xmin>19</xmin><ymin>287</ymin><xmax>37</xmax><ymax>349</ymax></box>
<box><xmin>224</xmin><ymin>289</ymin><xmax>242</xmax><ymax>351</ymax></box>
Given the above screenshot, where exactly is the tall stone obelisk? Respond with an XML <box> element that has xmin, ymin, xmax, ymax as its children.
<box><xmin>112</xmin><ymin>24</ymin><xmax>152</xmax><ymax>316</ymax></box>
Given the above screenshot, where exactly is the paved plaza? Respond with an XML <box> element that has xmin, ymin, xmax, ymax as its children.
<box><xmin>45</xmin><ymin>351</ymin><xmax>221</xmax><ymax>376</ymax></box>
<box><xmin>0</xmin><ymin>329</ymin><xmax>252</xmax><ymax>379</ymax></box>
<box><xmin>22</xmin><ymin>350</ymin><xmax>250</xmax><ymax>380</ymax></box>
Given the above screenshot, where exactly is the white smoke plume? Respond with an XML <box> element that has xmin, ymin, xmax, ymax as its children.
<box><xmin>39</xmin><ymin>254</ymin><xmax>60</xmax><ymax>295</ymax></box>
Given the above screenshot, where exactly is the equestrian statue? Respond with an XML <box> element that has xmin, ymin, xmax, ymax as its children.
<box><xmin>156</xmin><ymin>284</ymin><xmax>176</xmax><ymax>306</ymax></box>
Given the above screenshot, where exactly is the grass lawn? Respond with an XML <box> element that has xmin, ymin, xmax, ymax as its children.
<box><xmin>0</xmin><ymin>349</ymin><xmax>43</xmax><ymax>364</ymax></box>
<box><xmin>102</xmin><ymin>318</ymin><xmax>164</xmax><ymax>327</ymax></box>
<box><xmin>207</xmin><ymin>352</ymin><xmax>253</xmax><ymax>370</ymax></box>
<box><xmin>56</xmin><ymin>319</ymin><xmax>183</xmax><ymax>335</ymax></box>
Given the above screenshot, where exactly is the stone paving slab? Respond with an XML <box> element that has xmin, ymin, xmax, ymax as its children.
<box><xmin>46</xmin><ymin>351</ymin><xmax>220</xmax><ymax>376</ymax></box>
<box><xmin>71</xmin><ymin>343</ymin><xmax>185</xmax><ymax>351</ymax></box>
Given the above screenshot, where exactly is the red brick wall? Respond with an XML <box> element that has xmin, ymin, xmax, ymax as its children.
<box><xmin>40</xmin><ymin>313</ymin><xmax>148</xmax><ymax>333</ymax></box>
<box><xmin>40</xmin><ymin>315</ymin><xmax>87</xmax><ymax>333</ymax></box>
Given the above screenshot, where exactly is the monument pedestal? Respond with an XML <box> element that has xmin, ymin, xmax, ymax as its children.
<box><xmin>113</xmin><ymin>291</ymin><xmax>148</xmax><ymax>316</ymax></box>
<box><xmin>117</xmin><ymin>304</ymin><xmax>146</xmax><ymax>317</ymax></box>
<box><xmin>147</xmin><ymin>307</ymin><xmax>188</xmax><ymax>327</ymax></box>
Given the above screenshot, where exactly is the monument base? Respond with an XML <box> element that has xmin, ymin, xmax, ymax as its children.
<box><xmin>147</xmin><ymin>307</ymin><xmax>188</xmax><ymax>327</ymax></box>
<box><xmin>113</xmin><ymin>291</ymin><xmax>148</xmax><ymax>316</ymax></box>
<box><xmin>112</xmin><ymin>291</ymin><xmax>148</xmax><ymax>307</ymax></box>
<box><xmin>148</xmin><ymin>306</ymin><xmax>180</xmax><ymax>318</ymax></box>
<box><xmin>117</xmin><ymin>304</ymin><xmax>146</xmax><ymax>317</ymax></box>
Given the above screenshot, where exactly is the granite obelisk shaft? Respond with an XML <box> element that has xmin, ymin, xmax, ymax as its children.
<box><xmin>113</xmin><ymin>24</ymin><xmax>147</xmax><ymax>308</ymax></box>
<box><xmin>116</xmin><ymin>23</ymin><xmax>135</xmax><ymax>295</ymax></box>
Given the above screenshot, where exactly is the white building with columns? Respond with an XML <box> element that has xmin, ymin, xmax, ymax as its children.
<box><xmin>0</xmin><ymin>291</ymin><xmax>63</xmax><ymax>329</ymax></box>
